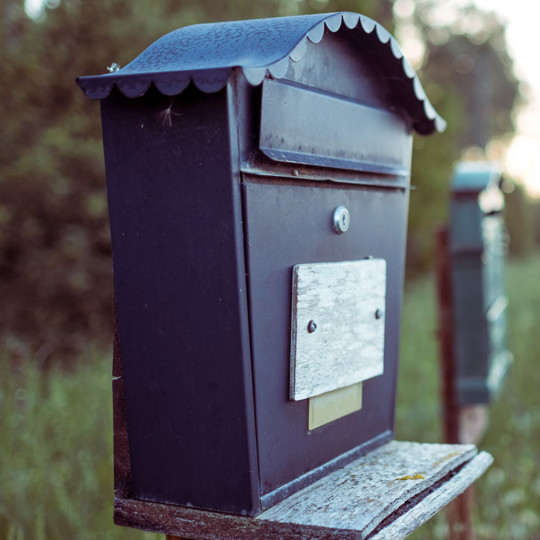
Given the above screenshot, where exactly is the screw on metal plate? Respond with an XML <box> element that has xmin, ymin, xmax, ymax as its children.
<box><xmin>333</xmin><ymin>206</ymin><xmax>350</xmax><ymax>234</ymax></box>
<box><xmin>375</xmin><ymin>309</ymin><xmax>384</xmax><ymax>320</ymax></box>
<box><xmin>307</xmin><ymin>320</ymin><xmax>317</xmax><ymax>333</ymax></box>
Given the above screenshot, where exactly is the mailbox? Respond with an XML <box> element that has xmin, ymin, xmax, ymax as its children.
<box><xmin>78</xmin><ymin>13</ymin><xmax>444</xmax><ymax>516</ymax></box>
<box><xmin>450</xmin><ymin>162</ymin><xmax>512</xmax><ymax>405</ymax></box>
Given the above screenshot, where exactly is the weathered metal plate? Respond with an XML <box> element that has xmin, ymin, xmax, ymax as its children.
<box><xmin>290</xmin><ymin>259</ymin><xmax>386</xmax><ymax>401</ymax></box>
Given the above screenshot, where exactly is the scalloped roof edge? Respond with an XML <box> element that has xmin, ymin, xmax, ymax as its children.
<box><xmin>77</xmin><ymin>12</ymin><xmax>446</xmax><ymax>135</ymax></box>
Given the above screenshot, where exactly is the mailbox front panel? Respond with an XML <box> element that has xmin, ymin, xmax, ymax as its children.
<box><xmin>242</xmin><ymin>178</ymin><xmax>408</xmax><ymax>502</ymax></box>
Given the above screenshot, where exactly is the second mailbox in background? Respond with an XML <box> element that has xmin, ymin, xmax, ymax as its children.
<box><xmin>450</xmin><ymin>162</ymin><xmax>512</xmax><ymax>406</ymax></box>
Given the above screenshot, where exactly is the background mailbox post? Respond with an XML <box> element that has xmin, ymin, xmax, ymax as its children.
<box><xmin>78</xmin><ymin>13</ymin><xmax>445</xmax><ymax>517</ymax></box>
<box><xmin>450</xmin><ymin>162</ymin><xmax>512</xmax><ymax>406</ymax></box>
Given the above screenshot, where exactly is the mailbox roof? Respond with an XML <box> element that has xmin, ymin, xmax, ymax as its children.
<box><xmin>77</xmin><ymin>12</ymin><xmax>445</xmax><ymax>135</ymax></box>
<box><xmin>452</xmin><ymin>162</ymin><xmax>503</xmax><ymax>193</ymax></box>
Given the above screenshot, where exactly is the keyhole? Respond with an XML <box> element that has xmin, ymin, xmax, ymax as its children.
<box><xmin>333</xmin><ymin>206</ymin><xmax>350</xmax><ymax>234</ymax></box>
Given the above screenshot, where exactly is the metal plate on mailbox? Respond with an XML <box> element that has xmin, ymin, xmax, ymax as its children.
<box><xmin>290</xmin><ymin>259</ymin><xmax>386</xmax><ymax>401</ymax></box>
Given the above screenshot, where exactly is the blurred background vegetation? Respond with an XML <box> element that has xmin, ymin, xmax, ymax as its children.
<box><xmin>1</xmin><ymin>0</ymin><xmax>540</xmax><ymax>538</ymax></box>
<box><xmin>2</xmin><ymin>0</ymin><xmax>539</xmax><ymax>362</ymax></box>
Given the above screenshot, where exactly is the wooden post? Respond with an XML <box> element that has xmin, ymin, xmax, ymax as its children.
<box><xmin>435</xmin><ymin>225</ymin><xmax>474</xmax><ymax>540</ymax></box>
<box><xmin>435</xmin><ymin>225</ymin><xmax>459</xmax><ymax>445</ymax></box>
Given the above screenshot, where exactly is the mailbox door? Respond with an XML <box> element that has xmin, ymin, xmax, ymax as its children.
<box><xmin>242</xmin><ymin>177</ymin><xmax>408</xmax><ymax>505</ymax></box>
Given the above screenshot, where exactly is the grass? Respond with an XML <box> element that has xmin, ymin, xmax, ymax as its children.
<box><xmin>0</xmin><ymin>347</ymin><xmax>157</xmax><ymax>539</ymax></box>
<box><xmin>397</xmin><ymin>253</ymin><xmax>540</xmax><ymax>539</ymax></box>
<box><xmin>1</xmin><ymin>254</ymin><xmax>540</xmax><ymax>538</ymax></box>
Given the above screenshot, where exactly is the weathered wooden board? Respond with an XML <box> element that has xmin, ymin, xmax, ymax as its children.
<box><xmin>258</xmin><ymin>440</ymin><xmax>476</xmax><ymax>535</ymax></box>
<box><xmin>370</xmin><ymin>451</ymin><xmax>493</xmax><ymax>539</ymax></box>
<box><xmin>290</xmin><ymin>259</ymin><xmax>386</xmax><ymax>400</ymax></box>
<box><xmin>114</xmin><ymin>441</ymin><xmax>492</xmax><ymax>539</ymax></box>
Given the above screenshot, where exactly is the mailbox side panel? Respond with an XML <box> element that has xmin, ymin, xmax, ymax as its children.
<box><xmin>100</xmin><ymin>87</ymin><xmax>260</xmax><ymax>515</ymax></box>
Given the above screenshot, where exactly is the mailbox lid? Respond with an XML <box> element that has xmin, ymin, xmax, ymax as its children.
<box><xmin>259</xmin><ymin>79</ymin><xmax>412</xmax><ymax>176</ymax></box>
<box><xmin>100</xmin><ymin>87</ymin><xmax>262</xmax><ymax>515</ymax></box>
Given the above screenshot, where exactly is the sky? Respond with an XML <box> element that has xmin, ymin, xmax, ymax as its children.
<box><xmin>471</xmin><ymin>0</ymin><xmax>540</xmax><ymax>196</ymax></box>
<box><xmin>393</xmin><ymin>0</ymin><xmax>540</xmax><ymax>196</ymax></box>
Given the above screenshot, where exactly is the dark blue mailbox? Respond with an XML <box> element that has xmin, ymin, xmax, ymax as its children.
<box><xmin>450</xmin><ymin>162</ymin><xmax>512</xmax><ymax>405</ymax></box>
<box><xmin>78</xmin><ymin>12</ymin><xmax>444</xmax><ymax>516</ymax></box>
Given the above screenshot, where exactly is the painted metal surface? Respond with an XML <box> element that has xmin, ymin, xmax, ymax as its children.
<box><xmin>290</xmin><ymin>259</ymin><xmax>386</xmax><ymax>401</ymax></box>
<box><xmin>77</xmin><ymin>12</ymin><xmax>445</xmax><ymax>135</ymax></box>
<box><xmin>260</xmin><ymin>79</ymin><xmax>411</xmax><ymax>175</ymax></box>
<box><xmin>243</xmin><ymin>180</ymin><xmax>408</xmax><ymax>500</ymax></box>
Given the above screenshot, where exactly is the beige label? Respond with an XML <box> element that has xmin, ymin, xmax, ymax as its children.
<box><xmin>309</xmin><ymin>382</ymin><xmax>363</xmax><ymax>430</ymax></box>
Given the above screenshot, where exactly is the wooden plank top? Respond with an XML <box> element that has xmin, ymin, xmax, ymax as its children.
<box><xmin>114</xmin><ymin>441</ymin><xmax>493</xmax><ymax>539</ymax></box>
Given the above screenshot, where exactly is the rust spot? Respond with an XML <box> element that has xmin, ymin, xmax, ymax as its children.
<box><xmin>396</xmin><ymin>473</ymin><xmax>425</xmax><ymax>481</ymax></box>
<box><xmin>434</xmin><ymin>452</ymin><xmax>460</xmax><ymax>467</ymax></box>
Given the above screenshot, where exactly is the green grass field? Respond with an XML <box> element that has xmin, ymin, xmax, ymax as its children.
<box><xmin>1</xmin><ymin>254</ymin><xmax>539</xmax><ymax>539</ymax></box>
<box><xmin>398</xmin><ymin>253</ymin><xmax>540</xmax><ymax>539</ymax></box>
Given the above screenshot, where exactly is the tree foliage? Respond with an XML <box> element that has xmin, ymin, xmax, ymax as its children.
<box><xmin>0</xmin><ymin>0</ymin><xmax>523</xmax><ymax>361</ymax></box>
<box><xmin>2</xmin><ymin>0</ymin><xmax>304</xmax><ymax>363</ymax></box>
<box><xmin>399</xmin><ymin>0</ymin><xmax>523</xmax><ymax>273</ymax></box>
